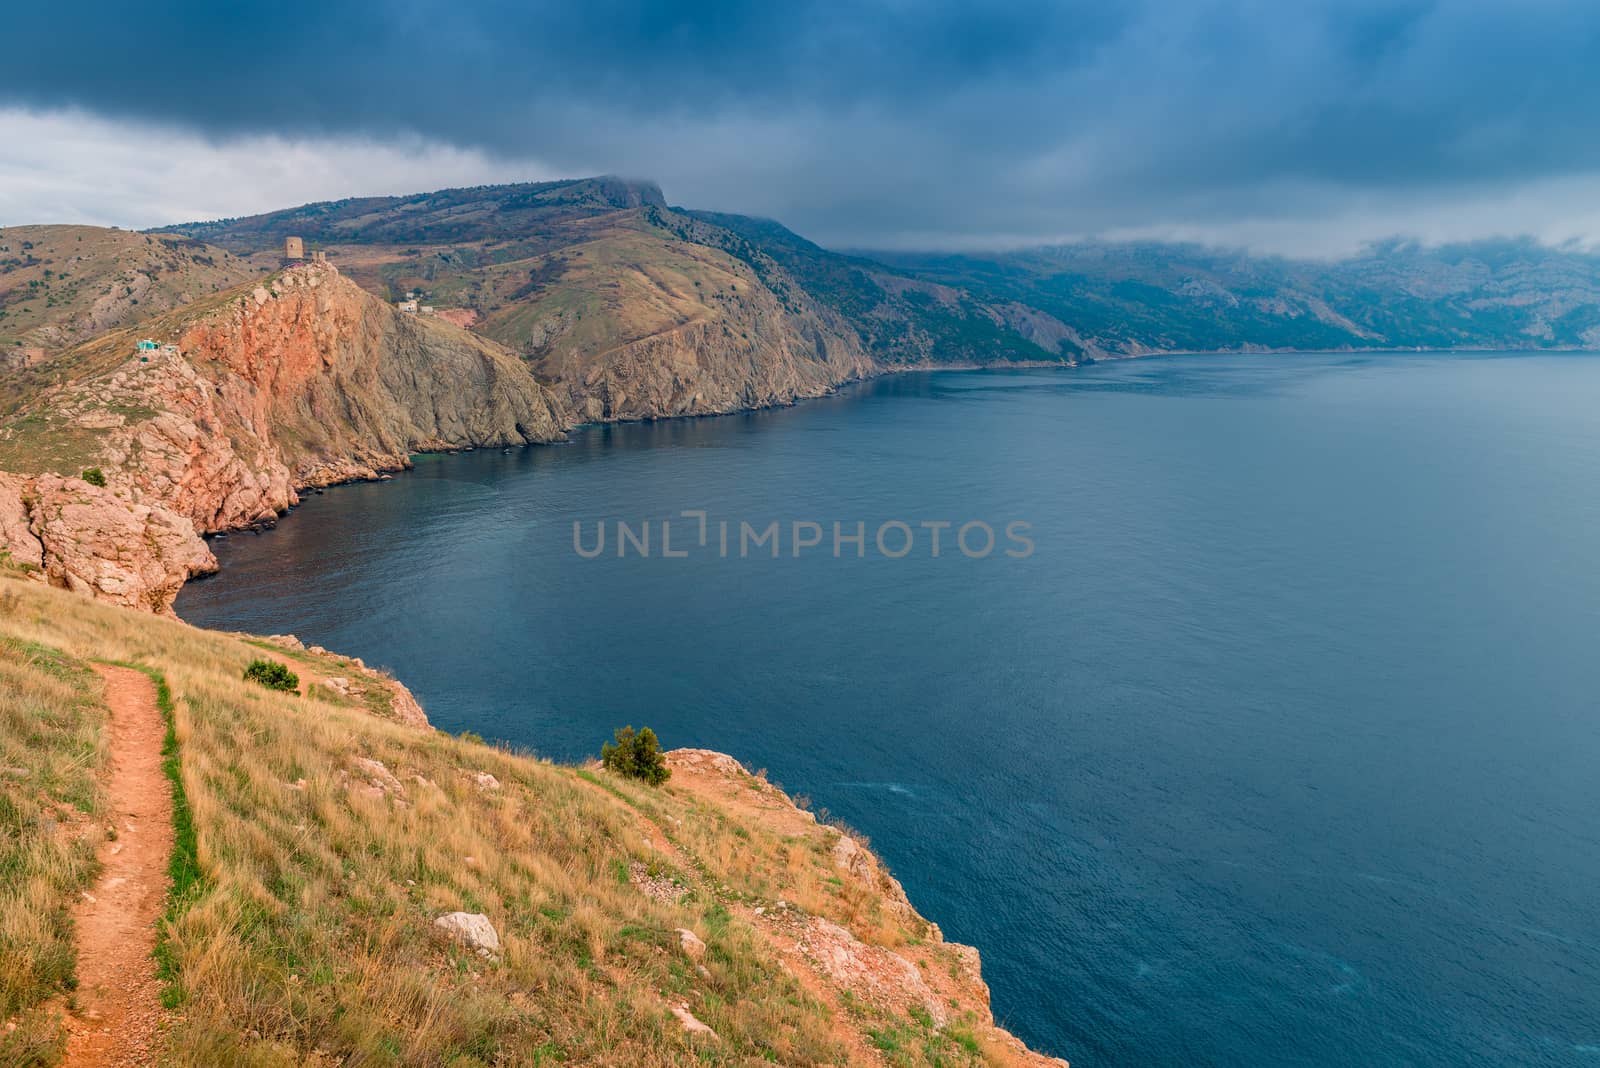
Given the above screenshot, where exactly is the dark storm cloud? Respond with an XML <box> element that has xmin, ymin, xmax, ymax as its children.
<box><xmin>7</xmin><ymin>1</ymin><xmax>1600</xmax><ymax>248</ymax></box>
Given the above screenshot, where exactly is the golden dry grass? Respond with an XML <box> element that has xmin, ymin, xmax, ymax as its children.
<box><xmin>0</xmin><ymin>616</ymin><xmax>108</xmax><ymax>1066</ymax></box>
<box><xmin>0</xmin><ymin>225</ymin><xmax>258</xmax><ymax>356</ymax></box>
<box><xmin>0</xmin><ymin>573</ymin><xmax>1022</xmax><ymax>1066</ymax></box>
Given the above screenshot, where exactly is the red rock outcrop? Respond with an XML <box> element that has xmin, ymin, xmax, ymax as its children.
<box><xmin>79</xmin><ymin>264</ymin><xmax>569</xmax><ymax>532</ymax></box>
<box><xmin>0</xmin><ymin>473</ymin><xmax>216</xmax><ymax>614</ymax></box>
<box><xmin>0</xmin><ymin>474</ymin><xmax>42</xmax><ymax>569</ymax></box>
<box><xmin>0</xmin><ymin>264</ymin><xmax>568</xmax><ymax>610</ymax></box>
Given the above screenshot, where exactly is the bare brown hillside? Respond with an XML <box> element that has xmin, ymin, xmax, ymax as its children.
<box><xmin>0</xmin><ymin>225</ymin><xmax>260</xmax><ymax>359</ymax></box>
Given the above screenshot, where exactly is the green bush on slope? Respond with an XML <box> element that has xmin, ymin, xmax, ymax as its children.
<box><xmin>241</xmin><ymin>658</ymin><xmax>298</xmax><ymax>693</ymax></box>
<box><xmin>601</xmin><ymin>725</ymin><xmax>671</xmax><ymax>786</ymax></box>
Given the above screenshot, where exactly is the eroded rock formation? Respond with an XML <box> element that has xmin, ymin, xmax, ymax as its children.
<box><xmin>0</xmin><ymin>263</ymin><xmax>568</xmax><ymax>610</ymax></box>
<box><xmin>0</xmin><ymin>472</ymin><xmax>216</xmax><ymax>614</ymax></box>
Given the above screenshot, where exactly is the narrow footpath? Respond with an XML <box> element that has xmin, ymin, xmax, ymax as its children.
<box><xmin>63</xmin><ymin>665</ymin><xmax>173</xmax><ymax>1067</ymax></box>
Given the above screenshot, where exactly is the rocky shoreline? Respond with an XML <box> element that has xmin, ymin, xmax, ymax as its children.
<box><xmin>0</xmin><ymin>260</ymin><xmax>901</xmax><ymax>612</ymax></box>
<box><xmin>0</xmin><ymin>259</ymin><xmax>1082</xmax><ymax>1063</ymax></box>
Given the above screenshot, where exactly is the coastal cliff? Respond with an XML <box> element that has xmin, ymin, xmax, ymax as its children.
<box><xmin>665</xmin><ymin>748</ymin><xmax>1067</xmax><ymax>1067</ymax></box>
<box><xmin>0</xmin><ymin>252</ymin><xmax>890</xmax><ymax>612</ymax></box>
<box><xmin>536</xmin><ymin>267</ymin><xmax>873</xmax><ymax>423</ymax></box>
<box><xmin>0</xmin><ymin>262</ymin><xmax>566</xmax><ymax>611</ymax></box>
<box><xmin>0</xmin><ymin>193</ymin><xmax>1069</xmax><ymax>1065</ymax></box>
<box><xmin>0</xmin><ymin>574</ymin><xmax>1067</xmax><ymax>1065</ymax></box>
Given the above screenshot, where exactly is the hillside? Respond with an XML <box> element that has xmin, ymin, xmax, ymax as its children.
<box><xmin>0</xmin><ymin>262</ymin><xmax>565</xmax><ymax>612</ymax></box>
<box><xmin>0</xmin><ymin>570</ymin><xmax>1065</xmax><ymax>1067</ymax></box>
<box><xmin>156</xmin><ymin>177</ymin><xmax>669</xmax><ymax>252</ymax></box>
<box><xmin>156</xmin><ymin>178</ymin><xmax>1069</xmax><ymax>411</ymax></box>
<box><xmin>680</xmin><ymin>211</ymin><xmax>1073</xmax><ymax>364</ymax></box>
<box><xmin>154</xmin><ymin>177</ymin><xmax>1600</xmax><ymax>377</ymax></box>
<box><xmin>0</xmin><ymin>225</ymin><xmax>261</xmax><ymax>361</ymax></box>
<box><xmin>873</xmin><ymin>239</ymin><xmax>1600</xmax><ymax>354</ymax></box>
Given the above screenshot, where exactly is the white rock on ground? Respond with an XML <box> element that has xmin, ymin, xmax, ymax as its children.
<box><xmin>670</xmin><ymin>1004</ymin><xmax>717</xmax><ymax>1039</ymax></box>
<box><xmin>433</xmin><ymin>912</ymin><xmax>500</xmax><ymax>958</ymax></box>
<box><xmin>349</xmin><ymin>757</ymin><xmax>405</xmax><ymax>797</ymax></box>
<box><xmin>676</xmin><ymin>928</ymin><xmax>707</xmax><ymax>959</ymax></box>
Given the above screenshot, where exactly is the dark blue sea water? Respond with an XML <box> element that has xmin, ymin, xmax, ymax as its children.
<box><xmin>178</xmin><ymin>352</ymin><xmax>1600</xmax><ymax>1067</ymax></box>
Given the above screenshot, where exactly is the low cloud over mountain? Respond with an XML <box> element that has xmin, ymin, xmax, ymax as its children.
<box><xmin>6</xmin><ymin>2</ymin><xmax>1600</xmax><ymax>254</ymax></box>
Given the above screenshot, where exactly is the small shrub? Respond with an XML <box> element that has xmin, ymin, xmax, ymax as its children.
<box><xmin>242</xmin><ymin>659</ymin><xmax>299</xmax><ymax>693</ymax></box>
<box><xmin>80</xmin><ymin>467</ymin><xmax>106</xmax><ymax>487</ymax></box>
<box><xmin>600</xmin><ymin>725</ymin><xmax>670</xmax><ymax>786</ymax></box>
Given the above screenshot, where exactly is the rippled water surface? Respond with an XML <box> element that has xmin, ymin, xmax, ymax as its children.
<box><xmin>179</xmin><ymin>352</ymin><xmax>1600</xmax><ymax>1066</ymax></box>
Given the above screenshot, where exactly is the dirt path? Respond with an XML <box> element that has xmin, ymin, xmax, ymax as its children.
<box><xmin>63</xmin><ymin>665</ymin><xmax>173</xmax><ymax>1067</ymax></box>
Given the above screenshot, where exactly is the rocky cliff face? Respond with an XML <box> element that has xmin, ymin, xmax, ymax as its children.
<box><xmin>665</xmin><ymin>749</ymin><xmax>1067</xmax><ymax>1067</ymax></box>
<box><xmin>538</xmin><ymin>284</ymin><xmax>873</xmax><ymax>423</ymax></box>
<box><xmin>0</xmin><ymin>472</ymin><xmax>216</xmax><ymax>614</ymax></box>
<box><xmin>0</xmin><ymin>253</ymin><xmax>886</xmax><ymax>613</ymax></box>
<box><xmin>161</xmin><ymin>264</ymin><xmax>567</xmax><ymax>522</ymax></box>
<box><xmin>0</xmin><ymin>263</ymin><xmax>567</xmax><ymax>611</ymax></box>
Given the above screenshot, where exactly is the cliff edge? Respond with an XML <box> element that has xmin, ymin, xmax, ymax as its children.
<box><xmin>0</xmin><ymin>262</ymin><xmax>567</xmax><ymax>612</ymax></box>
<box><xmin>0</xmin><ymin>574</ymin><xmax>1066</xmax><ymax>1066</ymax></box>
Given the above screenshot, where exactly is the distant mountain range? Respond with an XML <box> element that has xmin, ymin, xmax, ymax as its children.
<box><xmin>871</xmin><ymin>238</ymin><xmax>1600</xmax><ymax>354</ymax></box>
<box><xmin>144</xmin><ymin>177</ymin><xmax>1600</xmax><ymax>360</ymax></box>
<box><xmin>8</xmin><ymin>177</ymin><xmax>1594</xmax><ymax>380</ymax></box>
<box><xmin>1</xmin><ymin>174</ymin><xmax>1598</xmax><ymax>622</ymax></box>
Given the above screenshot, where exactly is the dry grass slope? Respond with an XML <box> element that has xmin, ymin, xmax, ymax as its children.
<box><xmin>0</xmin><ymin>225</ymin><xmax>260</xmax><ymax>358</ymax></box>
<box><xmin>0</xmin><ymin>574</ymin><xmax>1053</xmax><ymax>1067</ymax></box>
<box><xmin>0</xmin><ymin>623</ymin><xmax>108</xmax><ymax>1066</ymax></box>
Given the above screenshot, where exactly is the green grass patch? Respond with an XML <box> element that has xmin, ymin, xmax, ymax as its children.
<box><xmin>105</xmin><ymin>662</ymin><xmax>205</xmax><ymax>1009</ymax></box>
<box><xmin>0</xmin><ymin>639</ymin><xmax>107</xmax><ymax>1067</ymax></box>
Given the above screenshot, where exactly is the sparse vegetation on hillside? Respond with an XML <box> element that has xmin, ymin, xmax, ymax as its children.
<box><xmin>0</xmin><ymin>638</ymin><xmax>107</xmax><ymax>1067</ymax></box>
<box><xmin>0</xmin><ymin>225</ymin><xmax>259</xmax><ymax>356</ymax></box>
<box><xmin>150</xmin><ymin>178</ymin><xmax>1600</xmax><ymax>362</ymax></box>
<box><xmin>875</xmin><ymin>238</ymin><xmax>1600</xmax><ymax>353</ymax></box>
<box><xmin>0</xmin><ymin>575</ymin><xmax>1034</xmax><ymax>1067</ymax></box>
<box><xmin>152</xmin><ymin>179</ymin><xmax>1070</xmax><ymax>371</ymax></box>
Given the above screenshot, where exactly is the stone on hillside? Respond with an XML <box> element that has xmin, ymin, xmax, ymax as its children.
<box><xmin>666</xmin><ymin>748</ymin><xmax>748</xmax><ymax>778</ymax></box>
<box><xmin>832</xmin><ymin>832</ymin><xmax>865</xmax><ymax>874</ymax></box>
<box><xmin>800</xmin><ymin>916</ymin><xmax>947</xmax><ymax>1027</ymax></box>
<box><xmin>676</xmin><ymin>928</ymin><xmax>707</xmax><ymax>959</ymax></box>
<box><xmin>384</xmin><ymin>678</ymin><xmax>430</xmax><ymax>728</ymax></box>
<box><xmin>472</xmin><ymin>771</ymin><xmax>501</xmax><ymax>792</ymax></box>
<box><xmin>349</xmin><ymin>757</ymin><xmax>405</xmax><ymax>797</ymax></box>
<box><xmin>670</xmin><ymin>1004</ymin><xmax>717</xmax><ymax>1039</ymax></box>
<box><xmin>433</xmin><ymin>912</ymin><xmax>500</xmax><ymax>958</ymax></box>
<box><xmin>0</xmin><ymin>475</ymin><xmax>44</xmax><ymax>572</ymax></box>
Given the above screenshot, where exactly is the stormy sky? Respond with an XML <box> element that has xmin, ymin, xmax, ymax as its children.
<box><xmin>5</xmin><ymin>0</ymin><xmax>1600</xmax><ymax>255</ymax></box>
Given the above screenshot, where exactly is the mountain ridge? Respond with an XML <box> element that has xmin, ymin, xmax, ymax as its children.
<box><xmin>4</xmin><ymin>176</ymin><xmax>1598</xmax><ymax>613</ymax></box>
<box><xmin>151</xmin><ymin>177</ymin><xmax>1600</xmax><ymax>363</ymax></box>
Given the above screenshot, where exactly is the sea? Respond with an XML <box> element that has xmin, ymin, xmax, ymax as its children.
<box><xmin>178</xmin><ymin>351</ymin><xmax>1600</xmax><ymax>1066</ymax></box>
